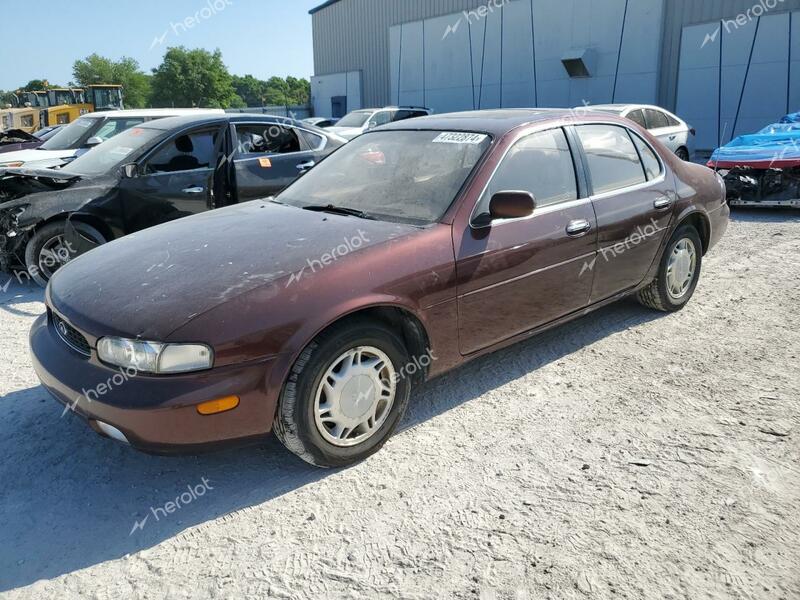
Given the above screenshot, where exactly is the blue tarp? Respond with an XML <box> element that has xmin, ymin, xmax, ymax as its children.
<box><xmin>710</xmin><ymin>112</ymin><xmax>800</xmax><ymax>168</ymax></box>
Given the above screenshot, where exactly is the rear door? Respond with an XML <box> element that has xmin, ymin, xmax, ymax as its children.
<box><xmin>455</xmin><ymin>127</ymin><xmax>598</xmax><ymax>355</ymax></box>
<box><xmin>573</xmin><ymin>124</ymin><xmax>674</xmax><ymax>303</ymax></box>
<box><xmin>118</xmin><ymin>125</ymin><xmax>225</xmax><ymax>234</ymax></box>
<box><xmin>231</xmin><ymin>122</ymin><xmax>319</xmax><ymax>202</ymax></box>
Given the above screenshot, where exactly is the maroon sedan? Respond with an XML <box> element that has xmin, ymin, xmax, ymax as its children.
<box><xmin>30</xmin><ymin>109</ymin><xmax>729</xmax><ymax>467</ymax></box>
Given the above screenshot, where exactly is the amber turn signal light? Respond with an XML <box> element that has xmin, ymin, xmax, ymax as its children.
<box><xmin>196</xmin><ymin>396</ymin><xmax>240</xmax><ymax>415</ymax></box>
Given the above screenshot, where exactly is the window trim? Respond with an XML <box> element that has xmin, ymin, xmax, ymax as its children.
<box><xmin>573</xmin><ymin>122</ymin><xmax>666</xmax><ymax>200</ymax></box>
<box><xmin>469</xmin><ymin>126</ymin><xmax>582</xmax><ymax>229</ymax></box>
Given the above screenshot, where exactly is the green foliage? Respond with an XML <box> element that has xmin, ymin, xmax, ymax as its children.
<box><xmin>21</xmin><ymin>80</ymin><xmax>53</xmax><ymax>91</ymax></box>
<box><xmin>12</xmin><ymin>49</ymin><xmax>310</xmax><ymax>111</ymax></box>
<box><xmin>72</xmin><ymin>54</ymin><xmax>152</xmax><ymax>108</ymax></box>
<box><xmin>150</xmin><ymin>47</ymin><xmax>239</xmax><ymax>109</ymax></box>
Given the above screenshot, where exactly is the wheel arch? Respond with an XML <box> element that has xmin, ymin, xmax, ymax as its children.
<box><xmin>676</xmin><ymin>210</ymin><xmax>710</xmax><ymax>255</ymax></box>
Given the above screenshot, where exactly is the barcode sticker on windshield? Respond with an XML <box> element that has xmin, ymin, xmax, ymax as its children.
<box><xmin>432</xmin><ymin>132</ymin><xmax>488</xmax><ymax>145</ymax></box>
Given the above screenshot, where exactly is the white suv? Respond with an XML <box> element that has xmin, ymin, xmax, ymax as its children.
<box><xmin>328</xmin><ymin>106</ymin><xmax>431</xmax><ymax>141</ymax></box>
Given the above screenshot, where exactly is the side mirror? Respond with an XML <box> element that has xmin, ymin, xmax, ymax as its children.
<box><xmin>489</xmin><ymin>191</ymin><xmax>536</xmax><ymax>220</ymax></box>
<box><xmin>121</xmin><ymin>163</ymin><xmax>139</xmax><ymax>178</ymax></box>
<box><xmin>85</xmin><ymin>136</ymin><xmax>103</xmax><ymax>147</ymax></box>
<box><xmin>367</xmin><ymin>120</ymin><xmax>378</xmax><ymax>130</ymax></box>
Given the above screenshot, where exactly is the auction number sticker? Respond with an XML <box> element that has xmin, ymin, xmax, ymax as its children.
<box><xmin>432</xmin><ymin>132</ymin><xmax>488</xmax><ymax>145</ymax></box>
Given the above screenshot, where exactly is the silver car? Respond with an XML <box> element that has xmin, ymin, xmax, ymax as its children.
<box><xmin>327</xmin><ymin>106</ymin><xmax>431</xmax><ymax>141</ymax></box>
<box><xmin>583</xmin><ymin>104</ymin><xmax>696</xmax><ymax>161</ymax></box>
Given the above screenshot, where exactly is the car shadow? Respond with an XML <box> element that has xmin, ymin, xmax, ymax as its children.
<box><xmin>0</xmin><ymin>277</ymin><xmax>44</xmax><ymax>318</ymax></box>
<box><xmin>0</xmin><ymin>297</ymin><xmax>663</xmax><ymax>591</ymax></box>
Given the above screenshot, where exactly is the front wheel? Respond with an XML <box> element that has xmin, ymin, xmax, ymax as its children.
<box><xmin>24</xmin><ymin>221</ymin><xmax>105</xmax><ymax>287</ymax></box>
<box><xmin>637</xmin><ymin>225</ymin><xmax>702</xmax><ymax>312</ymax></box>
<box><xmin>274</xmin><ymin>319</ymin><xmax>412</xmax><ymax>468</ymax></box>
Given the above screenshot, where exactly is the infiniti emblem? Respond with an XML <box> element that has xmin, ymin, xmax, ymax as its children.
<box><xmin>57</xmin><ymin>321</ymin><xmax>68</xmax><ymax>337</ymax></box>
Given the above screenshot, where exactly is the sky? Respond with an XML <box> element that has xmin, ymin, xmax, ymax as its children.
<box><xmin>0</xmin><ymin>0</ymin><xmax>321</xmax><ymax>90</ymax></box>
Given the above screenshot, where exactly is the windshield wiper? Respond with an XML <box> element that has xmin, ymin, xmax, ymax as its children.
<box><xmin>301</xmin><ymin>204</ymin><xmax>376</xmax><ymax>220</ymax></box>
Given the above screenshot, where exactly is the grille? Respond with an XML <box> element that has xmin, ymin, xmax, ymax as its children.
<box><xmin>52</xmin><ymin>313</ymin><xmax>91</xmax><ymax>357</ymax></box>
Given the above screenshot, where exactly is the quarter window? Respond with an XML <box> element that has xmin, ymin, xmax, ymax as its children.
<box><xmin>474</xmin><ymin>128</ymin><xmax>577</xmax><ymax>219</ymax></box>
<box><xmin>297</xmin><ymin>128</ymin><xmax>324</xmax><ymax>151</ymax></box>
<box><xmin>577</xmin><ymin>125</ymin><xmax>646</xmax><ymax>195</ymax></box>
<box><xmin>629</xmin><ymin>132</ymin><xmax>662</xmax><ymax>181</ymax></box>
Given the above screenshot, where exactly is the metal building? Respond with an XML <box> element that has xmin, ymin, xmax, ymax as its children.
<box><xmin>310</xmin><ymin>0</ymin><xmax>800</xmax><ymax>151</ymax></box>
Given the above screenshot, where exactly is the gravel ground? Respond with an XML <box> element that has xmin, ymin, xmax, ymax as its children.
<box><xmin>0</xmin><ymin>209</ymin><xmax>798</xmax><ymax>600</ymax></box>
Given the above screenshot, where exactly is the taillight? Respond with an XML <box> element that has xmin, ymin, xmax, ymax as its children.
<box><xmin>690</xmin><ymin>128</ymin><xmax>696</xmax><ymax>136</ymax></box>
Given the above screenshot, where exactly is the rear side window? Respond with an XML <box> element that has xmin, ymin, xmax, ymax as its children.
<box><xmin>235</xmin><ymin>124</ymin><xmax>302</xmax><ymax>155</ymax></box>
<box><xmin>475</xmin><ymin>128</ymin><xmax>577</xmax><ymax>218</ymax></box>
<box><xmin>393</xmin><ymin>110</ymin><xmax>426</xmax><ymax>122</ymax></box>
<box><xmin>577</xmin><ymin>125</ymin><xmax>646</xmax><ymax>195</ymax></box>
<box><xmin>629</xmin><ymin>132</ymin><xmax>662</xmax><ymax>181</ymax></box>
<box><xmin>146</xmin><ymin>129</ymin><xmax>220</xmax><ymax>173</ymax></box>
<box><xmin>644</xmin><ymin>109</ymin><xmax>669</xmax><ymax>130</ymax></box>
<box><xmin>626</xmin><ymin>109</ymin><xmax>646</xmax><ymax>128</ymax></box>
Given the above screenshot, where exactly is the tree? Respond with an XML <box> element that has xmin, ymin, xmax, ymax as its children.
<box><xmin>21</xmin><ymin>79</ymin><xmax>52</xmax><ymax>91</ymax></box>
<box><xmin>72</xmin><ymin>54</ymin><xmax>151</xmax><ymax>108</ymax></box>
<box><xmin>150</xmin><ymin>47</ymin><xmax>238</xmax><ymax>109</ymax></box>
<box><xmin>286</xmin><ymin>76</ymin><xmax>310</xmax><ymax>105</ymax></box>
<box><xmin>232</xmin><ymin>74</ymin><xmax>266</xmax><ymax>107</ymax></box>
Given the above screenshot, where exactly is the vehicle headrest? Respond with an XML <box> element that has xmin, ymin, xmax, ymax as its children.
<box><xmin>175</xmin><ymin>135</ymin><xmax>194</xmax><ymax>153</ymax></box>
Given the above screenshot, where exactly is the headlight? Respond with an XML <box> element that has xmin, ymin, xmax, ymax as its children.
<box><xmin>0</xmin><ymin>161</ymin><xmax>24</xmax><ymax>168</ymax></box>
<box><xmin>97</xmin><ymin>337</ymin><xmax>213</xmax><ymax>374</ymax></box>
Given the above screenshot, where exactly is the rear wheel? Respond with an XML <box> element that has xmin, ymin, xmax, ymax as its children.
<box><xmin>676</xmin><ymin>147</ymin><xmax>690</xmax><ymax>162</ymax></box>
<box><xmin>274</xmin><ymin>319</ymin><xmax>411</xmax><ymax>468</ymax></box>
<box><xmin>24</xmin><ymin>221</ymin><xmax>105</xmax><ymax>287</ymax></box>
<box><xmin>637</xmin><ymin>225</ymin><xmax>702</xmax><ymax>312</ymax></box>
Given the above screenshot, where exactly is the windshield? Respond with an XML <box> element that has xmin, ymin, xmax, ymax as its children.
<box><xmin>278</xmin><ymin>130</ymin><xmax>491</xmax><ymax>225</ymax></box>
<box><xmin>336</xmin><ymin>111</ymin><xmax>372</xmax><ymax>128</ymax></box>
<box><xmin>39</xmin><ymin>117</ymin><xmax>100</xmax><ymax>150</ymax></box>
<box><xmin>62</xmin><ymin>127</ymin><xmax>164</xmax><ymax>177</ymax></box>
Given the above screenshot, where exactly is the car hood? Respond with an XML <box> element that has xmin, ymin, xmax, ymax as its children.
<box><xmin>0</xmin><ymin>148</ymin><xmax>78</xmax><ymax>168</ymax></box>
<box><xmin>48</xmin><ymin>201</ymin><xmax>420</xmax><ymax>341</ymax></box>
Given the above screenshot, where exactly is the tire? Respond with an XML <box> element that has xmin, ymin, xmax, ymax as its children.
<box><xmin>274</xmin><ymin>318</ymin><xmax>412</xmax><ymax>468</ymax></box>
<box><xmin>24</xmin><ymin>221</ymin><xmax>105</xmax><ymax>287</ymax></box>
<box><xmin>676</xmin><ymin>147</ymin><xmax>690</xmax><ymax>162</ymax></box>
<box><xmin>637</xmin><ymin>225</ymin><xmax>702</xmax><ymax>312</ymax></box>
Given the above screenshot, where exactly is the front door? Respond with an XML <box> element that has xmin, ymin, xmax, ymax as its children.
<box><xmin>455</xmin><ymin>127</ymin><xmax>598</xmax><ymax>355</ymax></box>
<box><xmin>119</xmin><ymin>125</ymin><xmax>225</xmax><ymax>234</ymax></box>
<box><xmin>573</xmin><ymin>124</ymin><xmax>674</xmax><ymax>303</ymax></box>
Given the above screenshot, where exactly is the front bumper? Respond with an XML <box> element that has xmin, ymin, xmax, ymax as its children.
<box><xmin>29</xmin><ymin>312</ymin><xmax>279</xmax><ymax>454</ymax></box>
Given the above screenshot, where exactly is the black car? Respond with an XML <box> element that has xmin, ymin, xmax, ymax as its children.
<box><xmin>0</xmin><ymin>114</ymin><xmax>346</xmax><ymax>285</ymax></box>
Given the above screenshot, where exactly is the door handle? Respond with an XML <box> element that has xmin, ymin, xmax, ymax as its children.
<box><xmin>566</xmin><ymin>219</ymin><xmax>591</xmax><ymax>236</ymax></box>
<box><xmin>296</xmin><ymin>160</ymin><xmax>315</xmax><ymax>171</ymax></box>
<box><xmin>182</xmin><ymin>186</ymin><xmax>205</xmax><ymax>194</ymax></box>
<box><xmin>654</xmin><ymin>197</ymin><xmax>672</xmax><ymax>210</ymax></box>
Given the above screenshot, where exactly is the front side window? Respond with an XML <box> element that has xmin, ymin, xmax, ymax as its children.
<box><xmin>278</xmin><ymin>130</ymin><xmax>491</xmax><ymax>225</ymax></box>
<box><xmin>145</xmin><ymin>129</ymin><xmax>220</xmax><ymax>174</ymax></box>
<box><xmin>393</xmin><ymin>110</ymin><xmax>426</xmax><ymax>122</ymax></box>
<box><xmin>577</xmin><ymin>125</ymin><xmax>646</xmax><ymax>195</ymax></box>
<box><xmin>369</xmin><ymin>111</ymin><xmax>394</xmax><ymax>127</ymax></box>
<box><xmin>336</xmin><ymin>110</ymin><xmax>372</xmax><ymax>128</ymax></box>
<box><xmin>474</xmin><ymin>128</ymin><xmax>578</xmax><ymax>220</ymax></box>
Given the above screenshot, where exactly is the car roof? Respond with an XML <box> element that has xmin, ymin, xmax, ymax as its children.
<box><xmin>137</xmin><ymin>113</ymin><xmax>315</xmax><ymax>132</ymax></box>
<box><xmin>377</xmin><ymin>108</ymin><xmax>580</xmax><ymax>136</ymax></box>
<box><xmin>78</xmin><ymin>108</ymin><xmax>225</xmax><ymax>119</ymax></box>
